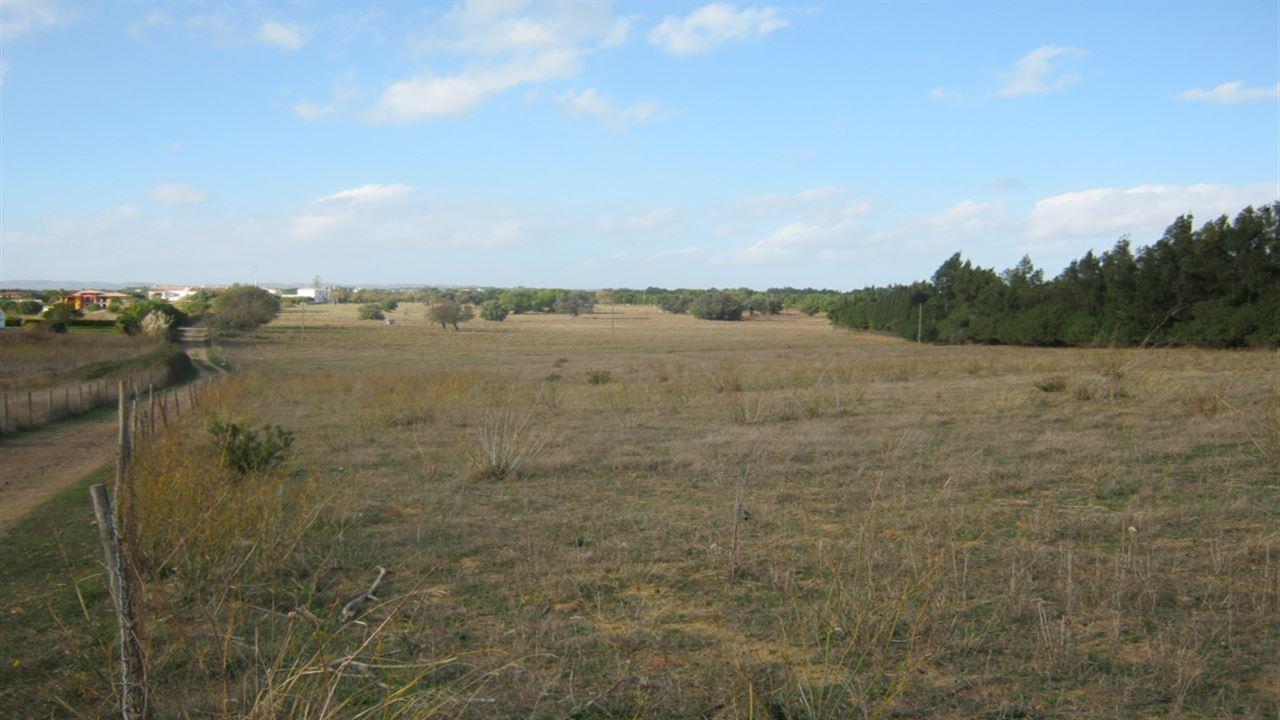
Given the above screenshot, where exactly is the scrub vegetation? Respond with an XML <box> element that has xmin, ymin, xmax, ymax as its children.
<box><xmin>1</xmin><ymin>303</ymin><xmax>1275</xmax><ymax>719</ymax></box>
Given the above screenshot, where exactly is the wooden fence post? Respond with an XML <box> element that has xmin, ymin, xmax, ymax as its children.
<box><xmin>89</xmin><ymin>484</ymin><xmax>148</xmax><ymax>720</ymax></box>
<box><xmin>117</xmin><ymin>381</ymin><xmax>131</xmax><ymax>477</ymax></box>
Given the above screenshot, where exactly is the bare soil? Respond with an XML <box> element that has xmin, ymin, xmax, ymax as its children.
<box><xmin>0</xmin><ymin>415</ymin><xmax>116</xmax><ymax>534</ymax></box>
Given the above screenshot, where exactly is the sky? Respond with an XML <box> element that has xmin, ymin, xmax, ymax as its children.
<box><xmin>1</xmin><ymin>0</ymin><xmax>1277</xmax><ymax>290</ymax></box>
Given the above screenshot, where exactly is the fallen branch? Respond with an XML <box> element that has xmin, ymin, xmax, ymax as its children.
<box><xmin>340</xmin><ymin>566</ymin><xmax>387</xmax><ymax>622</ymax></box>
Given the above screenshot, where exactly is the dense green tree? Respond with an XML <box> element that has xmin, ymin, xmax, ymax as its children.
<box><xmin>480</xmin><ymin>300</ymin><xmax>509</xmax><ymax>321</ymax></box>
<box><xmin>554</xmin><ymin>291</ymin><xmax>595</xmax><ymax>317</ymax></box>
<box><xmin>207</xmin><ymin>286</ymin><xmax>282</xmax><ymax>335</ymax></box>
<box><xmin>689</xmin><ymin>291</ymin><xmax>745</xmax><ymax>321</ymax></box>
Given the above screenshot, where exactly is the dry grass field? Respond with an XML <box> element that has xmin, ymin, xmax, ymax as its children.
<box><xmin>2</xmin><ymin>302</ymin><xmax>1276</xmax><ymax>719</ymax></box>
<box><xmin>0</xmin><ymin>330</ymin><xmax>164</xmax><ymax>390</ymax></box>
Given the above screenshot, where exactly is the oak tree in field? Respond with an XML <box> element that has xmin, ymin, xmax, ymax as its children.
<box><xmin>207</xmin><ymin>285</ymin><xmax>281</xmax><ymax>335</ymax></box>
<box><xmin>480</xmin><ymin>300</ymin><xmax>509</xmax><ymax>321</ymax></box>
<box><xmin>429</xmin><ymin>299</ymin><xmax>474</xmax><ymax>330</ymax></box>
<box><xmin>554</xmin><ymin>291</ymin><xmax>594</xmax><ymax>317</ymax></box>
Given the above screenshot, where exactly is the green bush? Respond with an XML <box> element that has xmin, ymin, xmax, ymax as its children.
<box><xmin>207</xmin><ymin>286</ymin><xmax>281</xmax><ymax>335</ymax></box>
<box><xmin>116</xmin><ymin>300</ymin><xmax>187</xmax><ymax>339</ymax></box>
<box><xmin>658</xmin><ymin>294</ymin><xmax>693</xmax><ymax>314</ymax></box>
<box><xmin>480</xmin><ymin>300</ymin><xmax>509</xmax><ymax>321</ymax></box>
<box><xmin>209</xmin><ymin>421</ymin><xmax>294</xmax><ymax>476</ymax></box>
<box><xmin>585</xmin><ymin>369</ymin><xmax>612</xmax><ymax>385</ymax></box>
<box><xmin>358</xmin><ymin>303</ymin><xmax>385</xmax><ymax>321</ymax></box>
<box><xmin>554</xmin><ymin>291</ymin><xmax>595</xmax><ymax>317</ymax></box>
<box><xmin>40</xmin><ymin>304</ymin><xmax>81</xmax><ymax>333</ymax></box>
<box><xmin>689</xmin><ymin>292</ymin><xmax>744</xmax><ymax>321</ymax></box>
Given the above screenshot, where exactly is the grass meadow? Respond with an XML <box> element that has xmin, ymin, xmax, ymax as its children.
<box><xmin>2</xmin><ymin>302</ymin><xmax>1276</xmax><ymax>718</ymax></box>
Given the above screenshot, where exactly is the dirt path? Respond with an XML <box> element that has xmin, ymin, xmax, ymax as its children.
<box><xmin>1</xmin><ymin>331</ymin><xmax>223</xmax><ymax>535</ymax></box>
<box><xmin>0</xmin><ymin>414</ymin><xmax>117</xmax><ymax>533</ymax></box>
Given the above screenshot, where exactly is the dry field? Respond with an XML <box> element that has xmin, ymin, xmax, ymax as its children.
<box><xmin>0</xmin><ymin>330</ymin><xmax>164</xmax><ymax>390</ymax></box>
<box><xmin>2</xmin><ymin>303</ymin><xmax>1276</xmax><ymax>719</ymax></box>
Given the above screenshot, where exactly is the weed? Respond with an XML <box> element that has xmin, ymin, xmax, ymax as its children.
<box><xmin>1034</xmin><ymin>375</ymin><xmax>1068</xmax><ymax>393</ymax></box>
<box><xmin>467</xmin><ymin>394</ymin><xmax>547</xmax><ymax>479</ymax></box>
<box><xmin>585</xmin><ymin>369</ymin><xmax>612</xmax><ymax>385</ymax></box>
<box><xmin>208</xmin><ymin>419</ymin><xmax>294</xmax><ymax>475</ymax></box>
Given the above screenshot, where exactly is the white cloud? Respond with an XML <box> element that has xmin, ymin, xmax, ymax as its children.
<box><xmin>1027</xmin><ymin>183</ymin><xmax>1279</xmax><ymax>240</ymax></box>
<box><xmin>256</xmin><ymin>20</ymin><xmax>306</xmax><ymax>51</ymax></box>
<box><xmin>998</xmin><ymin>45</ymin><xmax>1085</xmax><ymax>97</ymax></box>
<box><xmin>371</xmin><ymin>4</ymin><xmax>639</xmax><ymax>123</ymax></box>
<box><xmin>150</xmin><ymin>184</ymin><xmax>208</xmax><ymax>205</ymax></box>
<box><xmin>649</xmin><ymin>3</ymin><xmax>788</xmax><ymax>55</ymax></box>
<box><xmin>558</xmin><ymin>88</ymin><xmax>665</xmax><ymax>130</ymax></box>
<box><xmin>653</xmin><ymin>245</ymin><xmax>701</xmax><ymax>258</ymax></box>
<box><xmin>928</xmin><ymin>87</ymin><xmax>967</xmax><ymax>102</ymax></box>
<box><xmin>45</xmin><ymin>204</ymin><xmax>145</xmax><ymax>238</ymax></box>
<box><xmin>0</xmin><ymin>0</ymin><xmax>66</xmax><ymax>41</ymax></box>
<box><xmin>1176</xmin><ymin>81</ymin><xmax>1280</xmax><ymax>105</ymax></box>
<box><xmin>295</xmin><ymin>80</ymin><xmax>357</xmax><ymax>121</ymax></box>
<box><xmin>367</xmin><ymin>49</ymin><xmax>581</xmax><ymax>123</ymax></box>
<box><xmin>127</xmin><ymin>11</ymin><xmax>170</xmax><ymax>43</ymax></box>
<box><xmin>315</xmin><ymin>183</ymin><xmax>411</xmax><ymax>204</ymax></box>
<box><xmin>294</xmin><ymin>102</ymin><xmax>332</xmax><ymax>121</ymax></box>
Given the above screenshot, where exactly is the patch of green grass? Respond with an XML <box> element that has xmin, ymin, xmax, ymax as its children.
<box><xmin>0</xmin><ymin>466</ymin><xmax>115</xmax><ymax>716</ymax></box>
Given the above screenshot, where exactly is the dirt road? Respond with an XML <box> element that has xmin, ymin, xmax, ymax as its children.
<box><xmin>0</xmin><ymin>414</ymin><xmax>117</xmax><ymax>533</ymax></box>
<box><xmin>1</xmin><ymin>332</ymin><xmax>223</xmax><ymax>535</ymax></box>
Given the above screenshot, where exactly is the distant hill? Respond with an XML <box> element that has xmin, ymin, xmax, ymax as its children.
<box><xmin>0</xmin><ymin>280</ymin><xmax>153</xmax><ymax>291</ymax></box>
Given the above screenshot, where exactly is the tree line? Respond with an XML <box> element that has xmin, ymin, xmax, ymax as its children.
<box><xmin>824</xmin><ymin>203</ymin><xmax>1278</xmax><ymax>347</ymax></box>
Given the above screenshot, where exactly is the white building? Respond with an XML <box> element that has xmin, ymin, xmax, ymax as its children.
<box><xmin>149</xmin><ymin>285</ymin><xmax>197</xmax><ymax>301</ymax></box>
<box><xmin>295</xmin><ymin>286</ymin><xmax>332</xmax><ymax>303</ymax></box>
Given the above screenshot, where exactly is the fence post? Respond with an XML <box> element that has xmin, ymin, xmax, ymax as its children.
<box><xmin>27</xmin><ymin>390</ymin><xmax>33</xmax><ymax>428</ymax></box>
<box><xmin>117</xmin><ymin>381</ymin><xmax>131</xmax><ymax>477</ymax></box>
<box><xmin>47</xmin><ymin>388</ymin><xmax>53</xmax><ymax>423</ymax></box>
<box><xmin>89</xmin><ymin>484</ymin><xmax>148</xmax><ymax>720</ymax></box>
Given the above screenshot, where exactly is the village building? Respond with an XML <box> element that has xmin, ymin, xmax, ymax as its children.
<box><xmin>294</xmin><ymin>286</ymin><xmax>332</xmax><ymax>303</ymax></box>
<box><xmin>148</xmin><ymin>285</ymin><xmax>197</xmax><ymax>302</ymax></box>
<box><xmin>60</xmin><ymin>290</ymin><xmax>131</xmax><ymax>311</ymax></box>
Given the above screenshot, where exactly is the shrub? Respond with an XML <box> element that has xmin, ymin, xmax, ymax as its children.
<box><xmin>1034</xmin><ymin>376</ymin><xmax>1068</xmax><ymax>393</ymax></box>
<box><xmin>586</xmin><ymin>369</ymin><xmax>612</xmax><ymax>385</ymax></box>
<box><xmin>207</xmin><ymin>285</ymin><xmax>281</xmax><ymax>335</ymax></box>
<box><xmin>208</xmin><ymin>420</ymin><xmax>294</xmax><ymax>475</ymax></box>
<box><xmin>554</xmin><ymin>291</ymin><xmax>595</xmax><ymax>317</ymax></box>
<box><xmin>658</xmin><ymin>294</ymin><xmax>693</xmax><ymax>314</ymax></box>
<box><xmin>116</xmin><ymin>300</ymin><xmax>186</xmax><ymax>339</ymax></box>
<box><xmin>358</xmin><ymin>303</ymin><xmax>385</xmax><ymax>321</ymax></box>
<box><xmin>141</xmin><ymin>311</ymin><xmax>171</xmax><ymax>338</ymax></box>
<box><xmin>379</xmin><ymin>300</ymin><xmax>399</xmax><ymax>312</ymax></box>
<box><xmin>468</xmin><ymin>399</ymin><xmax>546</xmax><ymax>480</ymax></box>
<box><xmin>690</xmin><ymin>291</ymin><xmax>744</xmax><ymax>321</ymax></box>
<box><xmin>40</xmin><ymin>304</ymin><xmax>79</xmax><ymax>333</ymax></box>
<box><xmin>480</xmin><ymin>300</ymin><xmax>509</xmax><ymax>322</ymax></box>
<box><xmin>429</xmin><ymin>299</ymin><xmax>474</xmax><ymax>330</ymax></box>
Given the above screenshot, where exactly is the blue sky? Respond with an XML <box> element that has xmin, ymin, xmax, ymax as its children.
<box><xmin>1</xmin><ymin>1</ymin><xmax>1277</xmax><ymax>289</ymax></box>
